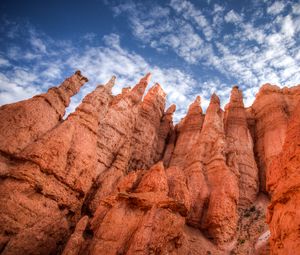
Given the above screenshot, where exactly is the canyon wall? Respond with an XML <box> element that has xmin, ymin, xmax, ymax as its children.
<box><xmin>0</xmin><ymin>71</ymin><xmax>299</xmax><ymax>255</ymax></box>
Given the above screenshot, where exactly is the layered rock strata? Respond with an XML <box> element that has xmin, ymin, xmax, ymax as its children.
<box><xmin>0</xmin><ymin>72</ymin><xmax>300</xmax><ymax>255</ymax></box>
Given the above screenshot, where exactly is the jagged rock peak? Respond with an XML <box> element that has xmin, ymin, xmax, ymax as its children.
<box><xmin>187</xmin><ymin>95</ymin><xmax>202</xmax><ymax>115</ymax></box>
<box><xmin>104</xmin><ymin>75</ymin><xmax>116</xmax><ymax>91</ymax></box>
<box><xmin>149</xmin><ymin>82</ymin><xmax>167</xmax><ymax>97</ymax></box>
<box><xmin>74</xmin><ymin>70</ymin><xmax>89</xmax><ymax>82</ymax></box>
<box><xmin>165</xmin><ymin>104</ymin><xmax>176</xmax><ymax>115</ymax></box>
<box><xmin>229</xmin><ymin>85</ymin><xmax>244</xmax><ymax>106</ymax></box>
<box><xmin>210</xmin><ymin>92</ymin><xmax>220</xmax><ymax>105</ymax></box>
<box><xmin>129</xmin><ymin>73</ymin><xmax>152</xmax><ymax>103</ymax></box>
<box><xmin>205</xmin><ymin>93</ymin><xmax>221</xmax><ymax>116</ymax></box>
<box><xmin>254</xmin><ymin>83</ymin><xmax>281</xmax><ymax>100</ymax></box>
<box><xmin>136</xmin><ymin>161</ymin><xmax>168</xmax><ymax>194</ymax></box>
<box><xmin>57</xmin><ymin>70</ymin><xmax>88</xmax><ymax>102</ymax></box>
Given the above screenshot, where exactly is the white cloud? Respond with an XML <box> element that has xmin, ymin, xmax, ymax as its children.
<box><xmin>30</xmin><ymin>36</ymin><xmax>47</xmax><ymax>53</ymax></box>
<box><xmin>0</xmin><ymin>57</ymin><xmax>10</xmax><ymax>67</ymax></box>
<box><xmin>0</xmin><ymin>73</ymin><xmax>40</xmax><ymax>105</ymax></box>
<box><xmin>170</xmin><ymin>0</ymin><xmax>213</xmax><ymax>40</ymax></box>
<box><xmin>2</xmin><ymin>0</ymin><xmax>300</xmax><ymax>123</ymax></box>
<box><xmin>267</xmin><ymin>1</ymin><xmax>285</xmax><ymax>15</ymax></box>
<box><xmin>224</xmin><ymin>10</ymin><xmax>243</xmax><ymax>24</ymax></box>
<box><xmin>0</xmin><ymin>29</ymin><xmax>200</xmax><ymax>122</ymax></box>
<box><xmin>292</xmin><ymin>2</ymin><xmax>300</xmax><ymax>15</ymax></box>
<box><xmin>281</xmin><ymin>15</ymin><xmax>295</xmax><ymax>37</ymax></box>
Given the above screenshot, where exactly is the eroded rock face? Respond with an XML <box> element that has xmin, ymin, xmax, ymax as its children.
<box><xmin>199</xmin><ymin>94</ymin><xmax>239</xmax><ymax>244</ymax></box>
<box><xmin>224</xmin><ymin>86</ymin><xmax>259</xmax><ymax>208</ymax></box>
<box><xmin>0</xmin><ymin>75</ymin><xmax>113</xmax><ymax>254</ymax></box>
<box><xmin>266</xmin><ymin>100</ymin><xmax>300</xmax><ymax>254</ymax></box>
<box><xmin>0</xmin><ymin>71</ymin><xmax>87</xmax><ymax>155</ymax></box>
<box><xmin>1</xmin><ymin>72</ymin><xmax>300</xmax><ymax>255</ymax></box>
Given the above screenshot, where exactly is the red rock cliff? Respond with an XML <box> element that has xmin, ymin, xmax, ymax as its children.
<box><xmin>0</xmin><ymin>72</ymin><xmax>300</xmax><ymax>255</ymax></box>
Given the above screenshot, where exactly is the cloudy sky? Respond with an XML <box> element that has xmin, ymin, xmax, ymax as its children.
<box><xmin>0</xmin><ymin>0</ymin><xmax>299</xmax><ymax>121</ymax></box>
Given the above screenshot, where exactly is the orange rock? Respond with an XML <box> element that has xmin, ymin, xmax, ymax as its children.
<box><xmin>169</xmin><ymin>96</ymin><xmax>208</xmax><ymax>228</ymax></box>
<box><xmin>251</xmin><ymin>84</ymin><xmax>289</xmax><ymax>192</ymax></box>
<box><xmin>0</xmin><ymin>76</ymin><xmax>113</xmax><ymax>254</ymax></box>
<box><xmin>200</xmin><ymin>93</ymin><xmax>239</xmax><ymax>243</ymax></box>
<box><xmin>266</xmin><ymin>100</ymin><xmax>300</xmax><ymax>254</ymax></box>
<box><xmin>84</xmin><ymin>74</ymin><xmax>152</xmax><ymax>214</ymax></box>
<box><xmin>62</xmin><ymin>216</ymin><xmax>89</xmax><ymax>255</ymax></box>
<box><xmin>224</xmin><ymin>86</ymin><xmax>259</xmax><ymax>208</ymax></box>
<box><xmin>0</xmin><ymin>71</ymin><xmax>87</xmax><ymax>154</ymax></box>
<box><xmin>1</xmin><ymin>72</ymin><xmax>300</xmax><ymax>255</ymax></box>
<box><xmin>128</xmin><ymin>83</ymin><xmax>167</xmax><ymax>171</ymax></box>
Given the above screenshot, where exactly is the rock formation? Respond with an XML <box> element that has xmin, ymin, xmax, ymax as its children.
<box><xmin>266</xmin><ymin>99</ymin><xmax>300</xmax><ymax>254</ymax></box>
<box><xmin>0</xmin><ymin>71</ymin><xmax>300</xmax><ymax>255</ymax></box>
<box><xmin>224</xmin><ymin>86</ymin><xmax>259</xmax><ymax>208</ymax></box>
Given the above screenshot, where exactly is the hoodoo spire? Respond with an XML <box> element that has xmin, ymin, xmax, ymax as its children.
<box><xmin>104</xmin><ymin>75</ymin><xmax>116</xmax><ymax>91</ymax></box>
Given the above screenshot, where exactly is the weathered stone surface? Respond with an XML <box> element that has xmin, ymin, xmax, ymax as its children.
<box><xmin>84</xmin><ymin>74</ymin><xmax>152</xmax><ymax>215</ymax></box>
<box><xmin>128</xmin><ymin>83</ymin><xmax>167</xmax><ymax>171</ymax></box>
<box><xmin>224</xmin><ymin>86</ymin><xmax>259</xmax><ymax>208</ymax></box>
<box><xmin>83</xmin><ymin>162</ymin><xmax>188</xmax><ymax>255</ymax></box>
<box><xmin>154</xmin><ymin>104</ymin><xmax>176</xmax><ymax>163</ymax></box>
<box><xmin>168</xmin><ymin>96</ymin><xmax>208</xmax><ymax>229</ymax></box>
<box><xmin>0</xmin><ymin>71</ymin><xmax>87</xmax><ymax>154</ymax></box>
<box><xmin>62</xmin><ymin>216</ymin><xmax>89</xmax><ymax>255</ymax></box>
<box><xmin>169</xmin><ymin>96</ymin><xmax>204</xmax><ymax>169</ymax></box>
<box><xmin>250</xmin><ymin>84</ymin><xmax>289</xmax><ymax>193</ymax></box>
<box><xmin>200</xmin><ymin>94</ymin><xmax>239</xmax><ymax>244</ymax></box>
<box><xmin>1</xmin><ymin>72</ymin><xmax>300</xmax><ymax>255</ymax></box>
<box><xmin>0</xmin><ymin>75</ymin><xmax>113</xmax><ymax>254</ymax></box>
<box><xmin>266</xmin><ymin>100</ymin><xmax>300</xmax><ymax>254</ymax></box>
<box><xmin>249</xmin><ymin>85</ymin><xmax>300</xmax><ymax>192</ymax></box>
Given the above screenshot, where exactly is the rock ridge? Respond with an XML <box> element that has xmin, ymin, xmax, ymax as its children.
<box><xmin>0</xmin><ymin>72</ymin><xmax>300</xmax><ymax>255</ymax></box>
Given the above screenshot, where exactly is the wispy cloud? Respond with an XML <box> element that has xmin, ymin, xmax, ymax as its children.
<box><xmin>109</xmin><ymin>0</ymin><xmax>300</xmax><ymax>92</ymax></box>
<box><xmin>267</xmin><ymin>1</ymin><xmax>286</xmax><ymax>15</ymax></box>
<box><xmin>0</xmin><ymin>22</ymin><xmax>202</xmax><ymax>122</ymax></box>
<box><xmin>1</xmin><ymin>0</ymin><xmax>300</xmax><ymax>123</ymax></box>
<box><xmin>224</xmin><ymin>10</ymin><xmax>243</xmax><ymax>24</ymax></box>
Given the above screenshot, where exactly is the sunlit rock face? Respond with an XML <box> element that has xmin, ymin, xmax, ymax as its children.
<box><xmin>0</xmin><ymin>71</ymin><xmax>299</xmax><ymax>255</ymax></box>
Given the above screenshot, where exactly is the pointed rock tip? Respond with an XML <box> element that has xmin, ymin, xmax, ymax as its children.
<box><xmin>149</xmin><ymin>83</ymin><xmax>166</xmax><ymax>96</ymax></box>
<box><xmin>187</xmin><ymin>95</ymin><xmax>202</xmax><ymax>114</ymax></box>
<box><xmin>210</xmin><ymin>93</ymin><xmax>220</xmax><ymax>104</ymax></box>
<box><xmin>75</xmin><ymin>70</ymin><xmax>88</xmax><ymax>82</ymax></box>
<box><xmin>144</xmin><ymin>72</ymin><xmax>151</xmax><ymax>82</ymax></box>
<box><xmin>230</xmin><ymin>84</ymin><xmax>244</xmax><ymax>103</ymax></box>
<box><xmin>166</xmin><ymin>104</ymin><xmax>176</xmax><ymax>114</ymax></box>
<box><xmin>105</xmin><ymin>75</ymin><xmax>116</xmax><ymax>90</ymax></box>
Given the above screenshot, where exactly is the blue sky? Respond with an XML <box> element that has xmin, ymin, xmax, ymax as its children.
<box><xmin>0</xmin><ymin>0</ymin><xmax>300</xmax><ymax>121</ymax></box>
